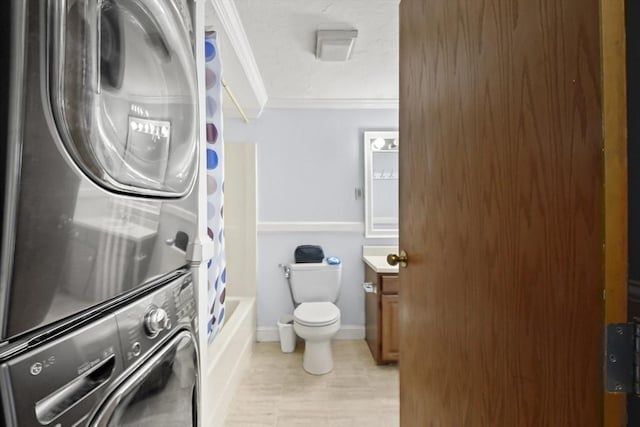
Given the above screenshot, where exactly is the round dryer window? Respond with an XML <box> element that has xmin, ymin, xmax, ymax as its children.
<box><xmin>47</xmin><ymin>0</ymin><xmax>198</xmax><ymax>197</ymax></box>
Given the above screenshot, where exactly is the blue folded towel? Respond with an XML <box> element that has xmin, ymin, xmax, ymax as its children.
<box><xmin>326</xmin><ymin>256</ymin><xmax>341</xmax><ymax>265</ymax></box>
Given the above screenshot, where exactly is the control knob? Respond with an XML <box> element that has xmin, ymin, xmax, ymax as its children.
<box><xmin>144</xmin><ymin>306</ymin><xmax>171</xmax><ymax>338</ymax></box>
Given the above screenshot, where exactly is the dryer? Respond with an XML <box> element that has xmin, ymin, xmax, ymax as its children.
<box><xmin>0</xmin><ymin>0</ymin><xmax>200</xmax><ymax>342</ymax></box>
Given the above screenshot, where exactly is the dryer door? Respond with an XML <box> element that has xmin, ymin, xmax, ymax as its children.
<box><xmin>90</xmin><ymin>331</ymin><xmax>198</xmax><ymax>427</ymax></box>
<box><xmin>48</xmin><ymin>0</ymin><xmax>198</xmax><ymax>197</ymax></box>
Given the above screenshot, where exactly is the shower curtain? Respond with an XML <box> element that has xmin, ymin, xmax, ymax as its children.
<box><xmin>204</xmin><ymin>32</ymin><xmax>226</xmax><ymax>342</ymax></box>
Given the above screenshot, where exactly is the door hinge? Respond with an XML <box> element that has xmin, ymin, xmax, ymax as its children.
<box><xmin>605</xmin><ymin>323</ymin><xmax>640</xmax><ymax>394</ymax></box>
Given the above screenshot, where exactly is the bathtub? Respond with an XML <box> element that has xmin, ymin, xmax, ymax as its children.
<box><xmin>203</xmin><ymin>296</ymin><xmax>256</xmax><ymax>427</ymax></box>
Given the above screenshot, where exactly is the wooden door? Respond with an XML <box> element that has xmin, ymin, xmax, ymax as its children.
<box><xmin>399</xmin><ymin>0</ymin><xmax>627</xmax><ymax>426</ymax></box>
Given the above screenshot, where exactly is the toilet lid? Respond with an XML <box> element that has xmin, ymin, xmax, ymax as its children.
<box><xmin>294</xmin><ymin>302</ymin><xmax>340</xmax><ymax>327</ymax></box>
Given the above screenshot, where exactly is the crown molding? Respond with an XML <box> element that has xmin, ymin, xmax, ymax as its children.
<box><xmin>209</xmin><ymin>0</ymin><xmax>268</xmax><ymax>113</ymax></box>
<box><xmin>267</xmin><ymin>98</ymin><xmax>399</xmax><ymax>110</ymax></box>
<box><xmin>221</xmin><ymin>102</ymin><xmax>264</xmax><ymax>120</ymax></box>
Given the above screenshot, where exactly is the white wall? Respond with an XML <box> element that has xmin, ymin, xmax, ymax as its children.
<box><xmin>225</xmin><ymin>108</ymin><xmax>398</xmax><ymax>330</ymax></box>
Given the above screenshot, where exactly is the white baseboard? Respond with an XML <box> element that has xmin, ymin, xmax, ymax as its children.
<box><xmin>256</xmin><ymin>327</ymin><xmax>280</xmax><ymax>342</ymax></box>
<box><xmin>256</xmin><ymin>324</ymin><xmax>365</xmax><ymax>342</ymax></box>
<box><xmin>335</xmin><ymin>325</ymin><xmax>366</xmax><ymax>340</ymax></box>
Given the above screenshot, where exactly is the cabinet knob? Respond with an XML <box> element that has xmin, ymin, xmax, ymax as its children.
<box><xmin>387</xmin><ymin>250</ymin><xmax>408</xmax><ymax>268</ymax></box>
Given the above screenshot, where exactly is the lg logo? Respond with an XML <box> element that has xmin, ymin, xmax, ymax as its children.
<box><xmin>29</xmin><ymin>362</ymin><xmax>42</xmax><ymax>376</ymax></box>
<box><xmin>29</xmin><ymin>356</ymin><xmax>55</xmax><ymax>376</ymax></box>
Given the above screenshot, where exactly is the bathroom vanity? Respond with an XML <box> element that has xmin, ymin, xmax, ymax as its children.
<box><xmin>362</xmin><ymin>132</ymin><xmax>400</xmax><ymax>364</ymax></box>
<box><xmin>362</xmin><ymin>247</ymin><xmax>399</xmax><ymax>364</ymax></box>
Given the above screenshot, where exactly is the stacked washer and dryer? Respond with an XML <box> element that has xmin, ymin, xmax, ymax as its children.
<box><xmin>0</xmin><ymin>0</ymin><xmax>202</xmax><ymax>425</ymax></box>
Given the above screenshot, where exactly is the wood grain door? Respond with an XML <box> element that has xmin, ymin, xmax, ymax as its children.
<box><xmin>399</xmin><ymin>0</ymin><xmax>627</xmax><ymax>425</ymax></box>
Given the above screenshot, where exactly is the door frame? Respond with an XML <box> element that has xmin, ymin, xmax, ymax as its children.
<box><xmin>602</xmin><ymin>0</ymin><xmax>628</xmax><ymax>426</ymax></box>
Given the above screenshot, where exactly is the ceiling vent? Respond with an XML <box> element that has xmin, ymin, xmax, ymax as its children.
<box><xmin>315</xmin><ymin>30</ymin><xmax>358</xmax><ymax>62</ymax></box>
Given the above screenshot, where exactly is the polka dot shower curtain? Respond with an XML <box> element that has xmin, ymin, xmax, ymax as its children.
<box><xmin>204</xmin><ymin>32</ymin><xmax>226</xmax><ymax>342</ymax></box>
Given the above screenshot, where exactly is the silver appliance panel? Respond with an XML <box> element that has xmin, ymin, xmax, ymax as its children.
<box><xmin>0</xmin><ymin>0</ymin><xmax>198</xmax><ymax>340</ymax></box>
<box><xmin>114</xmin><ymin>273</ymin><xmax>196</xmax><ymax>371</ymax></box>
<box><xmin>0</xmin><ymin>272</ymin><xmax>197</xmax><ymax>427</ymax></box>
<box><xmin>1</xmin><ymin>314</ymin><xmax>122</xmax><ymax>427</ymax></box>
<box><xmin>90</xmin><ymin>331</ymin><xmax>197</xmax><ymax>427</ymax></box>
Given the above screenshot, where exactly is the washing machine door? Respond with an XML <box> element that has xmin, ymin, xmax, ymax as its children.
<box><xmin>48</xmin><ymin>0</ymin><xmax>198</xmax><ymax>197</ymax></box>
<box><xmin>90</xmin><ymin>331</ymin><xmax>198</xmax><ymax>427</ymax></box>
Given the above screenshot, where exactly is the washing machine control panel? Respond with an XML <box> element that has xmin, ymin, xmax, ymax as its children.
<box><xmin>115</xmin><ymin>272</ymin><xmax>195</xmax><ymax>370</ymax></box>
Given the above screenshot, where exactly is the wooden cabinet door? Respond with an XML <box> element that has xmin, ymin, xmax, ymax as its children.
<box><xmin>381</xmin><ymin>294</ymin><xmax>399</xmax><ymax>362</ymax></box>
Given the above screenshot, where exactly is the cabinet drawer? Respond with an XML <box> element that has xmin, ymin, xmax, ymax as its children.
<box><xmin>381</xmin><ymin>275</ymin><xmax>399</xmax><ymax>294</ymax></box>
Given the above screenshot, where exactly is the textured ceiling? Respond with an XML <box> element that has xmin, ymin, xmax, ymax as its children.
<box><xmin>233</xmin><ymin>0</ymin><xmax>399</xmax><ymax>102</ymax></box>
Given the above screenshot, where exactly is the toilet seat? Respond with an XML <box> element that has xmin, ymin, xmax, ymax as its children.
<box><xmin>294</xmin><ymin>302</ymin><xmax>340</xmax><ymax>327</ymax></box>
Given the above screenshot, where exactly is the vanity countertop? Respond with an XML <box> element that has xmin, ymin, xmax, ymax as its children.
<box><xmin>362</xmin><ymin>246</ymin><xmax>399</xmax><ymax>273</ymax></box>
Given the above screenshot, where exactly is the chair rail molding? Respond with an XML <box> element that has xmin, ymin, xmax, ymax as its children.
<box><xmin>257</xmin><ymin>221</ymin><xmax>365</xmax><ymax>234</ymax></box>
<box><xmin>267</xmin><ymin>98</ymin><xmax>400</xmax><ymax>110</ymax></box>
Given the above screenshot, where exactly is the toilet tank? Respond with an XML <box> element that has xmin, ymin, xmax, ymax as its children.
<box><xmin>288</xmin><ymin>262</ymin><xmax>342</xmax><ymax>303</ymax></box>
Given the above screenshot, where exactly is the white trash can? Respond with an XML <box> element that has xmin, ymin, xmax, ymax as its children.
<box><xmin>277</xmin><ymin>314</ymin><xmax>296</xmax><ymax>353</ymax></box>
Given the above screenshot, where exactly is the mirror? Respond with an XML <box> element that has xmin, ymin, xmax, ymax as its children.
<box><xmin>364</xmin><ymin>131</ymin><xmax>399</xmax><ymax>238</ymax></box>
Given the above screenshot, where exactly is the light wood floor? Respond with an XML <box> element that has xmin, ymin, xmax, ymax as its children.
<box><xmin>224</xmin><ymin>340</ymin><xmax>399</xmax><ymax>427</ymax></box>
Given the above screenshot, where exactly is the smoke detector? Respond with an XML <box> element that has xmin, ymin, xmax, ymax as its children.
<box><xmin>315</xmin><ymin>30</ymin><xmax>358</xmax><ymax>62</ymax></box>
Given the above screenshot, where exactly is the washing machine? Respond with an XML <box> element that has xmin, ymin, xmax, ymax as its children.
<box><xmin>0</xmin><ymin>271</ymin><xmax>198</xmax><ymax>427</ymax></box>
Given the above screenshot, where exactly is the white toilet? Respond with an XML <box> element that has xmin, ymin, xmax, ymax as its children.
<box><xmin>288</xmin><ymin>261</ymin><xmax>342</xmax><ymax>375</ymax></box>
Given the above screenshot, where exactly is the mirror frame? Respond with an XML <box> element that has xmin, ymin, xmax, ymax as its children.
<box><xmin>364</xmin><ymin>130</ymin><xmax>399</xmax><ymax>238</ymax></box>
